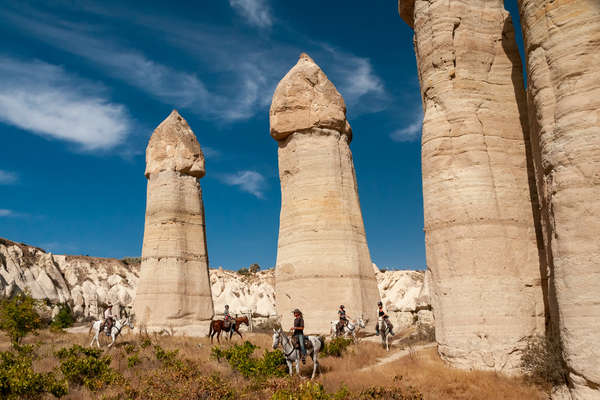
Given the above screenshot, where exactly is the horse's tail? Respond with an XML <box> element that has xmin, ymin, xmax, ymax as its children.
<box><xmin>208</xmin><ymin>320</ymin><xmax>213</xmax><ymax>338</ymax></box>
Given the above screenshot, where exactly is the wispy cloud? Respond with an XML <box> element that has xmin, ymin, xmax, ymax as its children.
<box><xmin>0</xmin><ymin>209</ymin><xmax>28</xmax><ymax>218</ymax></box>
<box><xmin>0</xmin><ymin>57</ymin><xmax>132</xmax><ymax>150</ymax></box>
<box><xmin>390</xmin><ymin>108</ymin><xmax>423</xmax><ymax>142</ymax></box>
<box><xmin>228</xmin><ymin>0</ymin><xmax>273</xmax><ymax>28</ymax></box>
<box><xmin>219</xmin><ymin>170</ymin><xmax>267</xmax><ymax>198</ymax></box>
<box><xmin>0</xmin><ymin>170</ymin><xmax>18</xmax><ymax>185</ymax></box>
<box><xmin>202</xmin><ymin>146</ymin><xmax>222</xmax><ymax>159</ymax></box>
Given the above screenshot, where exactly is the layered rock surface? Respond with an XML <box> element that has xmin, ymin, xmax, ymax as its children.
<box><xmin>133</xmin><ymin>110</ymin><xmax>213</xmax><ymax>331</ymax></box>
<box><xmin>399</xmin><ymin>0</ymin><xmax>545</xmax><ymax>373</ymax></box>
<box><xmin>0</xmin><ymin>238</ymin><xmax>432</xmax><ymax>331</ymax></box>
<box><xmin>518</xmin><ymin>1</ymin><xmax>600</xmax><ymax>397</ymax></box>
<box><xmin>270</xmin><ymin>53</ymin><xmax>380</xmax><ymax>333</ymax></box>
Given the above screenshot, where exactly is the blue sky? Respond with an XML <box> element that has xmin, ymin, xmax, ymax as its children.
<box><xmin>0</xmin><ymin>0</ymin><xmax>523</xmax><ymax>270</ymax></box>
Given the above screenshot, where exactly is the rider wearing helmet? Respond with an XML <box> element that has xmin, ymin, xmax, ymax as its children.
<box><xmin>223</xmin><ymin>305</ymin><xmax>232</xmax><ymax>329</ymax></box>
<box><xmin>376</xmin><ymin>301</ymin><xmax>394</xmax><ymax>336</ymax></box>
<box><xmin>337</xmin><ymin>305</ymin><xmax>349</xmax><ymax>335</ymax></box>
<box><xmin>290</xmin><ymin>308</ymin><xmax>306</xmax><ymax>364</ymax></box>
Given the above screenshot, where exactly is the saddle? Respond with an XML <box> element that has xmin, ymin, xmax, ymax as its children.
<box><xmin>292</xmin><ymin>335</ymin><xmax>313</xmax><ymax>352</ymax></box>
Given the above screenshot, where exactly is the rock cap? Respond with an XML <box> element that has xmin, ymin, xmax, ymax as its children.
<box><xmin>270</xmin><ymin>53</ymin><xmax>351</xmax><ymax>142</ymax></box>
<box><xmin>145</xmin><ymin>110</ymin><xmax>205</xmax><ymax>178</ymax></box>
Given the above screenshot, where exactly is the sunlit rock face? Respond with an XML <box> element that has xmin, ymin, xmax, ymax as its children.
<box><xmin>270</xmin><ymin>53</ymin><xmax>380</xmax><ymax>334</ymax></box>
<box><xmin>133</xmin><ymin>110</ymin><xmax>214</xmax><ymax>331</ymax></box>
<box><xmin>518</xmin><ymin>1</ymin><xmax>600</xmax><ymax>397</ymax></box>
<box><xmin>398</xmin><ymin>0</ymin><xmax>545</xmax><ymax>373</ymax></box>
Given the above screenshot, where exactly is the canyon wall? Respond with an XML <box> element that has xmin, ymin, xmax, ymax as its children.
<box><xmin>398</xmin><ymin>0</ymin><xmax>545</xmax><ymax>373</ymax></box>
<box><xmin>517</xmin><ymin>1</ymin><xmax>600</xmax><ymax>397</ymax></box>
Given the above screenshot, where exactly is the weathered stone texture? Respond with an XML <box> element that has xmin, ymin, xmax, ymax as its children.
<box><xmin>399</xmin><ymin>0</ymin><xmax>545</xmax><ymax>373</ymax></box>
<box><xmin>271</xmin><ymin>54</ymin><xmax>380</xmax><ymax>334</ymax></box>
<box><xmin>133</xmin><ymin>110</ymin><xmax>213</xmax><ymax>330</ymax></box>
<box><xmin>518</xmin><ymin>1</ymin><xmax>600</xmax><ymax>397</ymax></box>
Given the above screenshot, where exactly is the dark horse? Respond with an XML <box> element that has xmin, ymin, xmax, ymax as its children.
<box><xmin>208</xmin><ymin>316</ymin><xmax>249</xmax><ymax>343</ymax></box>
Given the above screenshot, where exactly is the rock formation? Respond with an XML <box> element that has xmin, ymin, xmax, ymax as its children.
<box><xmin>133</xmin><ymin>110</ymin><xmax>214</xmax><ymax>331</ymax></box>
<box><xmin>398</xmin><ymin>0</ymin><xmax>545</xmax><ymax>373</ymax></box>
<box><xmin>270</xmin><ymin>53</ymin><xmax>381</xmax><ymax>334</ymax></box>
<box><xmin>517</xmin><ymin>1</ymin><xmax>600</xmax><ymax>397</ymax></box>
<box><xmin>0</xmin><ymin>238</ymin><xmax>433</xmax><ymax>332</ymax></box>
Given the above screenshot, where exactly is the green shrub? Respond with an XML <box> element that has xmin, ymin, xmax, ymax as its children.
<box><xmin>323</xmin><ymin>336</ymin><xmax>353</xmax><ymax>357</ymax></box>
<box><xmin>124</xmin><ymin>343</ymin><xmax>137</xmax><ymax>354</ymax></box>
<box><xmin>272</xmin><ymin>381</ymin><xmax>330</xmax><ymax>400</ymax></box>
<box><xmin>0</xmin><ymin>348</ymin><xmax>68</xmax><ymax>399</ymax></box>
<box><xmin>249</xmin><ymin>263</ymin><xmax>261</xmax><ymax>273</ymax></box>
<box><xmin>127</xmin><ymin>353</ymin><xmax>140</xmax><ymax>368</ymax></box>
<box><xmin>520</xmin><ymin>335</ymin><xmax>568</xmax><ymax>386</ymax></box>
<box><xmin>121</xmin><ymin>257</ymin><xmax>141</xmax><ymax>265</ymax></box>
<box><xmin>358</xmin><ymin>385</ymin><xmax>424</xmax><ymax>399</ymax></box>
<box><xmin>55</xmin><ymin>344</ymin><xmax>121</xmax><ymax>391</ymax></box>
<box><xmin>211</xmin><ymin>341</ymin><xmax>286</xmax><ymax>379</ymax></box>
<box><xmin>140</xmin><ymin>335</ymin><xmax>152</xmax><ymax>349</ymax></box>
<box><xmin>237</xmin><ymin>267</ymin><xmax>250</xmax><ymax>276</ymax></box>
<box><xmin>154</xmin><ymin>344</ymin><xmax>183</xmax><ymax>369</ymax></box>
<box><xmin>0</xmin><ymin>292</ymin><xmax>43</xmax><ymax>346</ymax></box>
<box><xmin>50</xmin><ymin>304</ymin><xmax>74</xmax><ymax>331</ymax></box>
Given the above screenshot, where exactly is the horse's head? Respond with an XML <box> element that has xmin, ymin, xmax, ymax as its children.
<box><xmin>240</xmin><ymin>316</ymin><xmax>249</xmax><ymax>326</ymax></box>
<box><xmin>358</xmin><ymin>318</ymin><xmax>366</xmax><ymax>328</ymax></box>
<box><xmin>272</xmin><ymin>328</ymin><xmax>281</xmax><ymax>349</ymax></box>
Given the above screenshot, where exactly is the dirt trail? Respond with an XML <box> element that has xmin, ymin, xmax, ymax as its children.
<box><xmin>358</xmin><ymin>342</ymin><xmax>436</xmax><ymax>372</ymax></box>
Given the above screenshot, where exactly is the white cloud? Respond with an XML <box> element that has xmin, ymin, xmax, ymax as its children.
<box><xmin>202</xmin><ymin>146</ymin><xmax>222</xmax><ymax>159</ymax></box>
<box><xmin>219</xmin><ymin>170</ymin><xmax>267</xmax><ymax>198</ymax></box>
<box><xmin>0</xmin><ymin>170</ymin><xmax>17</xmax><ymax>184</ymax></box>
<box><xmin>0</xmin><ymin>57</ymin><xmax>131</xmax><ymax>150</ymax></box>
<box><xmin>228</xmin><ymin>0</ymin><xmax>273</xmax><ymax>28</ymax></box>
<box><xmin>0</xmin><ymin>209</ymin><xmax>13</xmax><ymax>217</ymax></box>
<box><xmin>390</xmin><ymin>109</ymin><xmax>423</xmax><ymax>142</ymax></box>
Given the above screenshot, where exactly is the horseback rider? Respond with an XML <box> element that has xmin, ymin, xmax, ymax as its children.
<box><xmin>223</xmin><ymin>305</ymin><xmax>232</xmax><ymax>329</ymax></box>
<box><xmin>337</xmin><ymin>305</ymin><xmax>349</xmax><ymax>335</ymax></box>
<box><xmin>100</xmin><ymin>303</ymin><xmax>114</xmax><ymax>336</ymax></box>
<box><xmin>375</xmin><ymin>301</ymin><xmax>395</xmax><ymax>336</ymax></box>
<box><xmin>290</xmin><ymin>308</ymin><xmax>306</xmax><ymax>364</ymax></box>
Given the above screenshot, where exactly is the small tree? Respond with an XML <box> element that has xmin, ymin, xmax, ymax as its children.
<box><xmin>0</xmin><ymin>292</ymin><xmax>42</xmax><ymax>347</ymax></box>
<box><xmin>249</xmin><ymin>263</ymin><xmax>260</xmax><ymax>274</ymax></box>
<box><xmin>51</xmin><ymin>304</ymin><xmax>75</xmax><ymax>331</ymax></box>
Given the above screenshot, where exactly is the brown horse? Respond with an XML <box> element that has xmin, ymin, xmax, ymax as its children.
<box><xmin>208</xmin><ymin>316</ymin><xmax>249</xmax><ymax>343</ymax></box>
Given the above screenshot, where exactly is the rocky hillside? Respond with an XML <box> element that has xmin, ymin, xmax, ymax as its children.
<box><xmin>0</xmin><ymin>238</ymin><xmax>432</xmax><ymax>330</ymax></box>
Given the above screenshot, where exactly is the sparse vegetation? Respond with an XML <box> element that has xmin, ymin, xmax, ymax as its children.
<box><xmin>249</xmin><ymin>263</ymin><xmax>261</xmax><ymax>273</ymax></box>
<box><xmin>121</xmin><ymin>257</ymin><xmax>141</xmax><ymax>265</ymax></box>
<box><xmin>211</xmin><ymin>340</ymin><xmax>286</xmax><ymax>379</ymax></box>
<box><xmin>237</xmin><ymin>267</ymin><xmax>250</xmax><ymax>276</ymax></box>
<box><xmin>55</xmin><ymin>344</ymin><xmax>122</xmax><ymax>391</ymax></box>
<box><xmin>50</xmin><ymin>304</ymin><xmax>75</xmax><ymax>331</ymax></box>
<box><xmin>521</xmin><ymin>335</ymin><xmax>568</xmax><ymax>386</ymax></box>
<box><xmin>255</xmin><ymin>318</ymin><xmax>281</xmax><ymax>332</ymax></box>
<box><xmin>323</xmin><ymin>336</ymin><xmax>353</xmax><ymax>357</ymax></box>
<box><xmin>0</xmin><ymin>292</ymin><xmax>42</xmax><ymax>346</ymax></box>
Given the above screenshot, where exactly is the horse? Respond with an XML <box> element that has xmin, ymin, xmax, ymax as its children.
<box><xmin>89</xmin><ymin>315</ymin><xmax>134</xmax><ymax>348</ymax></box>
<box><xmin>377</xmin><ymin>317</ymin><xmax>393</xmax><ymax>351</ymax></box>
<box><xmin>272</xmin><ymin>328</ymin><xmax>324</xmax><ymax>379</ymax></box>
<box><xmin>208</xmin><ymin>316</ymin><xmax>249</xmax><ymax>343</ymax></box>
<box><xmin>330</xmin><ymin>317</ymin><xmax>367</xmax><ymax>341</ymax></box>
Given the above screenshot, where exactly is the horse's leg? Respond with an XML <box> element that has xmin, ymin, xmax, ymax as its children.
<box><xmin>287</xmin><ymin>360</ymin><xmax>293</xmax><ymax>376</ymax></box>
<box><xmin>217</xmin><ymin>331</ymin><xmax>221</xmax><ymax>344</ymax></box>
<box><xmin>235</xmin><ymin>328</ymin><xmax>243</xmax><ymax>340</ymax></box>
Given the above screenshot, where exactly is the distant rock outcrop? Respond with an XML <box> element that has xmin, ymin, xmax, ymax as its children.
<box><xmin>133</xmin><ymin>110</ymin><xmax>214</xmax><ymax>331</ymax></box>
<box><xmin>270</xmin><ymin>53</ymin><xmax>380</xmax><ymax>334</ymax></box>
<box><xmin>518</xmin><ymin>1</ymin><xmax>600</xmax><ymax>397</ymax></box>
<box><xmin>0</xmin><ymin>238</ymin><xmax>432</xmax><ymax>332</ymax></box>
<box><xmin>398</xmin><ymin>0</ymin><xmax>545</xmax><ymax>373</ymax></box>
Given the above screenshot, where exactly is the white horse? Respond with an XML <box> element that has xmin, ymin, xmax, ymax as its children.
<box><xmin>89</xmin><ymin>316</ymin><xmax>134</xmax><ymax>348</ymax></box>
<box><xmin>272</xmin><ymin>328</ymin><xmax>324</xmax><ymax>379</ymax></box>
<box><xmin>377</xmin><ymin>317</ymin><xmax>393</xmax><ymax>351</ymax></box>
<box><xmin>330</xmin><ymin>318</ymin><xmax>366</xmax><ymax>341</ymax></box>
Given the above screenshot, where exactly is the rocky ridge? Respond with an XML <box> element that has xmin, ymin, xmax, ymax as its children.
<box><xmin>0</xmin><ymin>238</ymin><xmax>431</xmax><ymax>330</ymax></box>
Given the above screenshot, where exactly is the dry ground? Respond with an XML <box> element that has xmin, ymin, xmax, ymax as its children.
<box><xmin>0</xmin><ymin>327</ymin><xmax>548</xmax><ymax>399</ymax></box>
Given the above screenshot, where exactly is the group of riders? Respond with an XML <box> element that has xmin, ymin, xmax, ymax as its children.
<box><xmin>220</xmin><ymin>301</ymin><xmax>395</xmax><ymax>364</ymax></box>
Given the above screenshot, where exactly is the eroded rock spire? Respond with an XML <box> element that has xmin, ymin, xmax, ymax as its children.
<box><xmin>270</xmin><ymin>53</ymin><xmax>380</xmax><ymax>334</ymax></box>
<box><xmin>134</xmin><ymin>110</ymin><xmax>213</xmax><ymax>332</ymax></box>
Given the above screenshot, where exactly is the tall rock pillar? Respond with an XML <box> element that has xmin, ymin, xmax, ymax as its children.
<box><xmin>398</xmin><ymin>1</ymin><xmax>545</xmax><ymax>372</ymax></box>
<box><xmin>518</xmin><ymin>1</ymin><xmax>600</xmax><ymax>397</ymax></box>
<box><xmin>271</xmin><ymin>53</ymin><xmax>380</xmax><ymax>334</ymax></box>
<box><xmin>134</xmin><ymin>110</ymin><xmax>214</xmax><ymax>331</ymax></box>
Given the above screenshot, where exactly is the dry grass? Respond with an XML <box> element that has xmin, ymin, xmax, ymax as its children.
<box><xmin>0</xmin><ymin>329</ymin><xmax>548</xmax><ymax>399</ymax></box>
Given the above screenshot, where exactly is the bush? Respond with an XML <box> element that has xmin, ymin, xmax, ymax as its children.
<box><xmin>50</xmin><ymin>304</ymin><xmax>74</xmax><ymax>331</ymax></box>
<box><xmin>154</xmin><ymin>344</ymin><xmax>183</xmax><ymax>369</ymax></box>
<box><xmin>127</xmin><ymin>353</ymin><xmax>140</xmax><ymax>368</ymax></box>
<box><xmin>211</xmin><ymin>341</ymin><xmax>286</xmax><ymax>379</ymax></box>
<box><xmin>520</xmin><ymin>335</ymin><xmax>568</xmax><ymax>386</ymax></box>
<box><xmin>121</xmin><ymin>257</ymin><xmax>141</xmax><ymax>265</ymax></box>
<box><xmin>0</xmin><ymin>292</ymin><xmax>43</xmax><ymax>346</ymax></box>
<box><xmin>272</xmin><ymin>381</ymin><xmax>331</xmax><ymax>400</ymax></box>
<box><xmin>323</xmin><ymin>336</ymin><xmax>353</xmax><ymax>357</ymax></box>
<box><xmin>249</xmin><ymin>263</ymin><xmax>261</xmax><ymax>273</ymax></box>
<box><xmin>55</xmin><ymin>345</ymin><xmax>122</xmax><ymax>391</ymax></box>
<box><xmin>0</xmin><ymin>348</ymin><xmax>68</xmax><ymax>399</ymax></box>
<box><xmin>237</xmin><ymin>267</ymin><xmax>250</xmax><ymax>276</ymax></box>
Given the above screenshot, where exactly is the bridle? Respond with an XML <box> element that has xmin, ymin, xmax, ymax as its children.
<box><xmin>276</xmin><ymin>330</ymin><xmax>297</xmax><ymax>358</ymax></box>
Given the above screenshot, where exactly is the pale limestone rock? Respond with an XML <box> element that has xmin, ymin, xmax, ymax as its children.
<box><xmin>518</xmin><ymin>1</ymin><xmax>600</xmax><ymax>397</ymax></box>
<box><xmin>134</xmin><ymin>111</ymin><xmax>213</xmax><ymax>331</ymax></box>
<box><xmin>210</xmin><ymin>269</ymin><xmax>276</xmax><ymax>318</ymax></box>
<box><xmin>399</xmin><ymin>0</ymin><xmax>545</xmax><ymax>373</ymax></box>
<box><xmin>271</xmin><ymin>54</ymin><xmax>380</xmax><ymax>334</ymax></box>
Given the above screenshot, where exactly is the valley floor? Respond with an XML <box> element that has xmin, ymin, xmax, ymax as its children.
<box><xmin>0</xmin><ymin>328</ymin><xmax>547</xmax><ymax>399</ymax></box>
